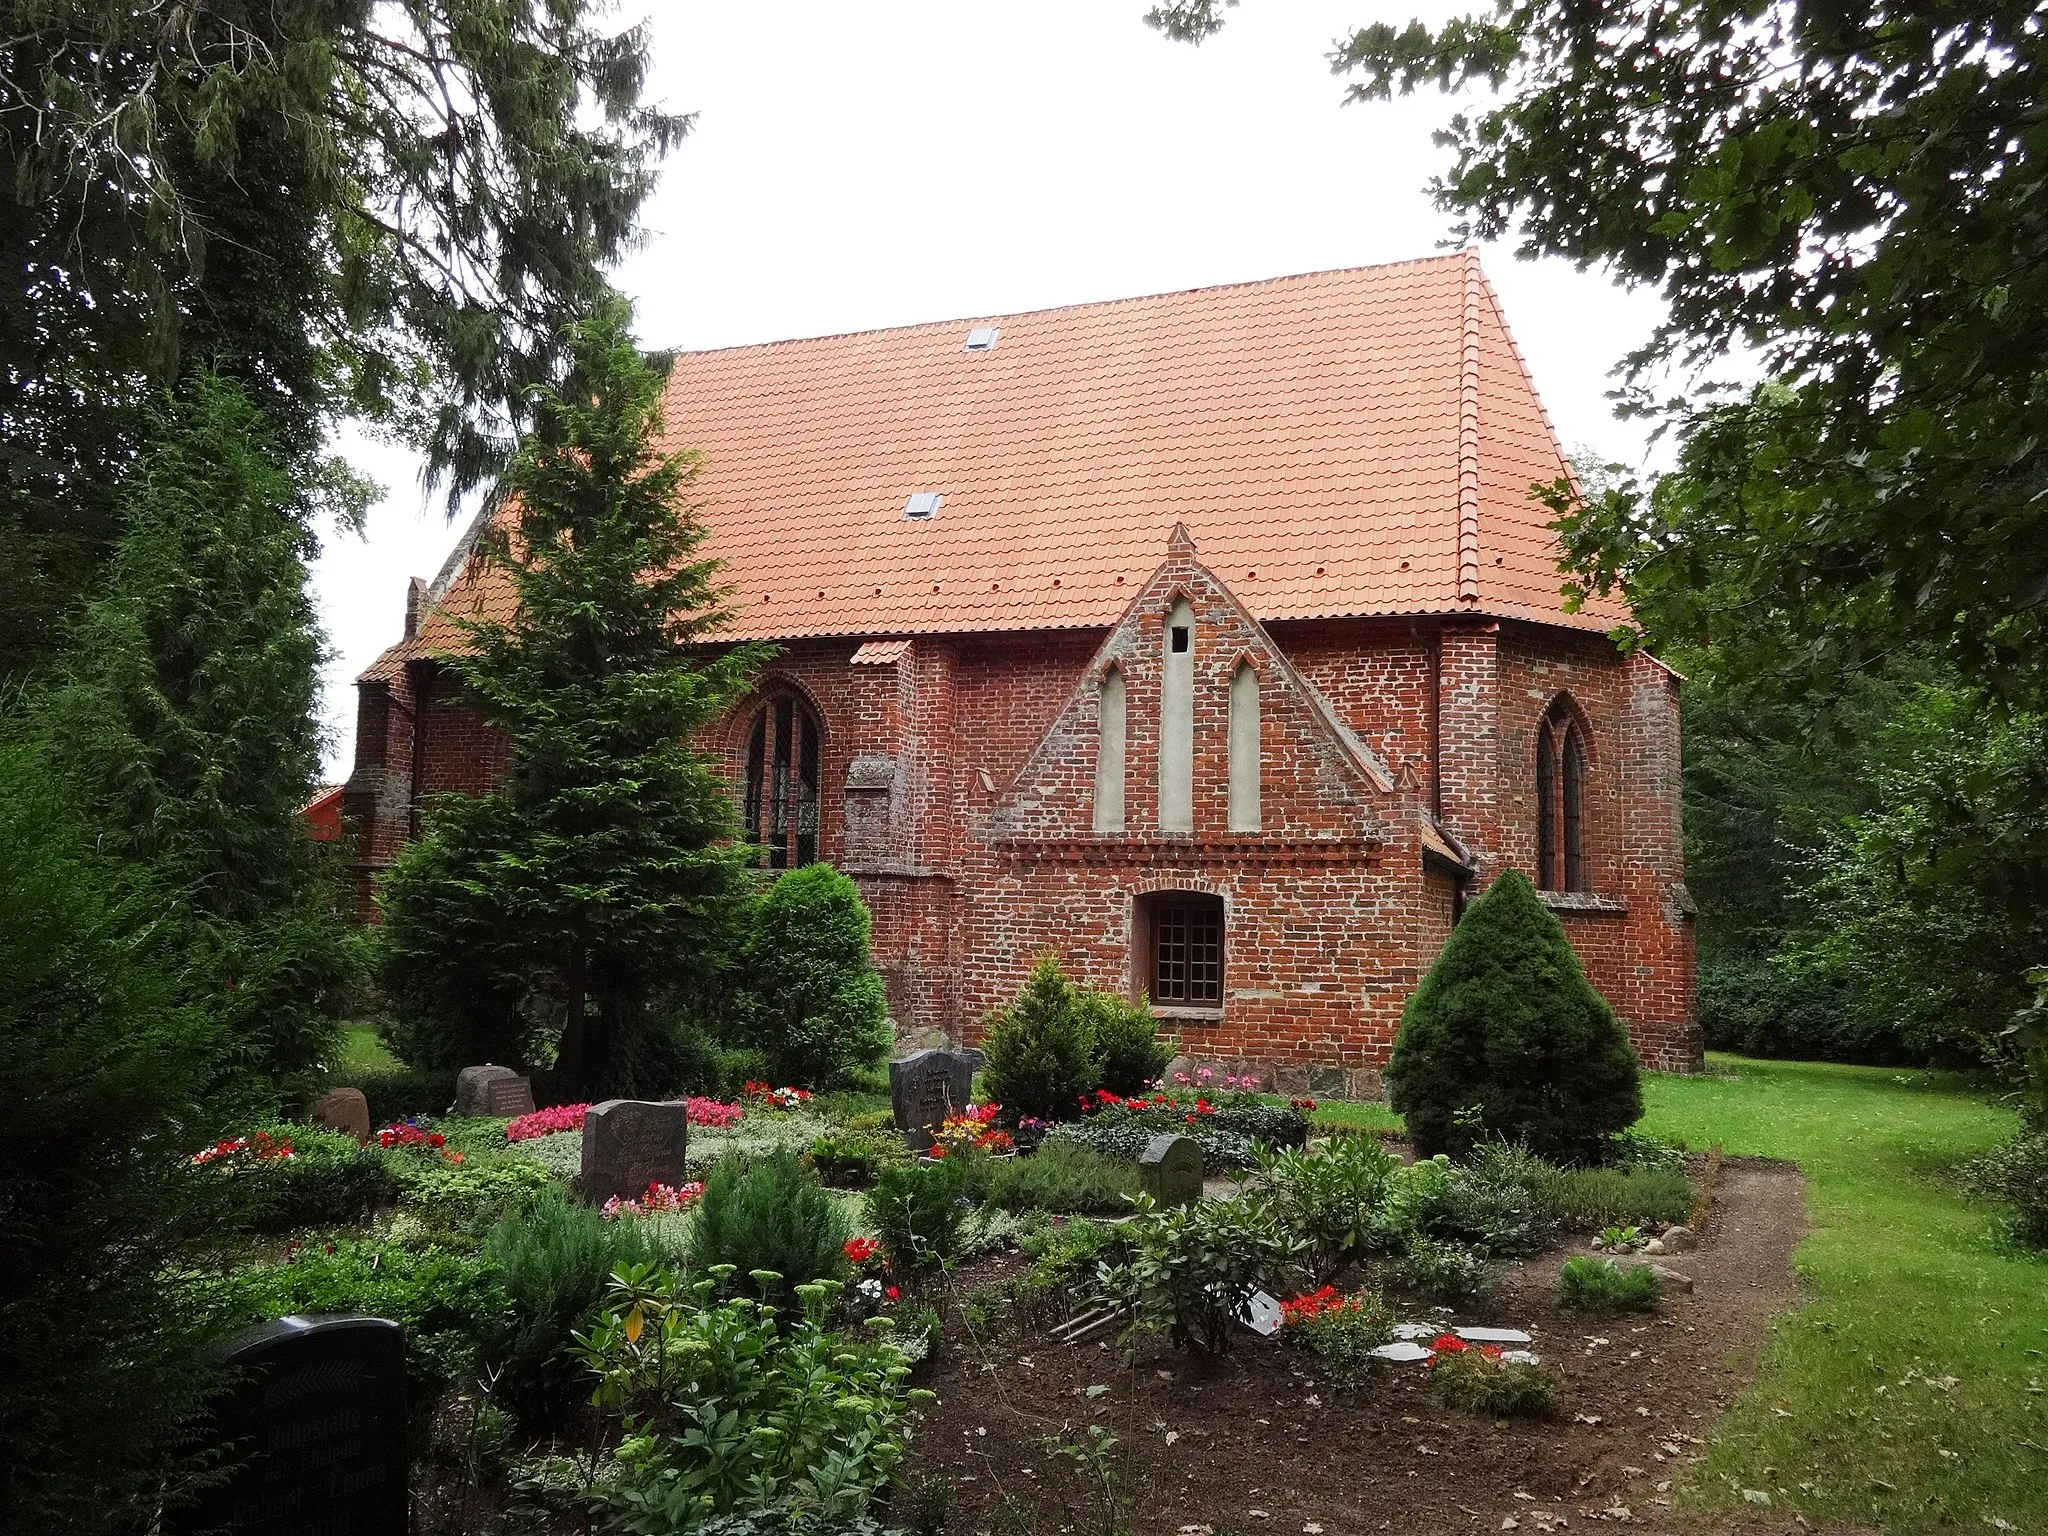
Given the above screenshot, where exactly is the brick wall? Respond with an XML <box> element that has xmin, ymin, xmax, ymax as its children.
<box><xmin>341</xmin><ymin>560</ymin><xmax>1699</xmax><ymax>1081</ymax></box>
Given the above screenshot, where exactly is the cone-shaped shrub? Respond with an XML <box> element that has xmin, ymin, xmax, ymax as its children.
<box><xmin>1387</xmin><ymin>869</ymin><xmax>1642</xmax><ymax>1163</ymax></box>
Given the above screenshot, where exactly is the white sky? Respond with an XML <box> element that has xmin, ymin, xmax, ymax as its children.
<box><xmin>310</xmin><ymin>0</ymin><xmax>1673</xmax><ymax>779</ymax></box>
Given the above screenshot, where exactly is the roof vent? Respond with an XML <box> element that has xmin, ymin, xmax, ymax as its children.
<box><xmin>963</xmin><ymin>326</ymin><xmax>999</xmax><ymax>352</ymax></box>
<box><xmin>903</xmin><ymin>492</ymin><xmax>943</xmax><ymax>521</ymax></box>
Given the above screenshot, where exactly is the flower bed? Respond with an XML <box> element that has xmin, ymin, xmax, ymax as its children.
<box><xmin>505</xmin><ymin>1095</ymin><xmax>743</xmax><ymax>1143</ymax></box>
<box><xmin>601</xmin><ymin>1181</ymin><xmax>705</xmax><ymax>1219</ymax></box>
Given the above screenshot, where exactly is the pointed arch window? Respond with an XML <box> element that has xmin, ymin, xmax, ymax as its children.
<box><xmin>1534</xmin><ymin>699</ymin><xmax>1589</xmax><ymax>891</ymax></box>
<box><xmin>1094</xmin><ymin>665</ymin><xmax>1126</xmax><ymax>833</ymax></box>
<box><xmin>742</xmin><ymin>692</ymin><xmax>821</xmax><ymax>868</ymax></box>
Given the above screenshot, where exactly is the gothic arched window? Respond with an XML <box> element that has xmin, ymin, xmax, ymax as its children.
<box><xmin>1534</xmin><ymin>699</ymin><xmax>1589</xmax><ymax>892</ymax></box>
<box><xmin>742</xmin><ymin>692</ymin><xmax>821</xmax><ymax>868</ymax></box>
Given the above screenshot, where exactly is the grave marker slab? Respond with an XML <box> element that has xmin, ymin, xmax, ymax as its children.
<box><xmin>889</xmin><ymin>1047</ymin><xmax>981</xmax><ymax>1151</ymax></box>
<box><xmin>170</xmin><ymin>1314</ymin><xmax>405</xmax><ymax>1536</ymax></box>
<box><xmin>453</xmin><ymin>1064</ymin><xmax>519</xmax><ymax>1118</ymax></box>
<box><xmin>483</xmin><ymin>1076</ymin><xmax>535</xmax><ymax>1119</ymax></box>
<box><xmin>304</xmin><ymin>1088</ymin><xmax>370</xmax><ymax>1143</ymax></box>
<box><xmin>580</xmin><ymin>1099</ymin><xmax>690</xmax><ymax>1203</ymax></box>
<box><xmin>1137</xmin><ymin>1133</ymin><xmax>1203</xmax><ymax>1208</ymax></box>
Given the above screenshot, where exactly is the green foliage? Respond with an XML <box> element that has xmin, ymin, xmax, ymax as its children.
<box><xmin>40</xmin><ymin>375</ymin><xmax>355</xmax><ymax>1090</ymax></box>
<box><xmin>0</xmin><ymin>0</ymin><xmax>687</xmax><ymax>682</ymax></box>
<box><xmin>0</xmin><ymin>742</ymin><xmax>230</xmax><ymax>1534</ymax></box>
<box><xmin>1078</xmin><ymin>990</ymin><xmax>1173</xmax><ymax>1097</ymax></box>
<box><xmin>863</xmin><ymin>1159</ymin><xmax>971</xmax><ymax>1274</ymax></box>
<box><xmin>980</xmin><ymin>1140</ymin><xmax>1143</xmax><ymax>1215</ymax></box>
<box><xmin>377</xmin><ymin>301</ymin><xmax>765</xmax><ymax>1095</ymax></box>
<box><xmin>1544</xmin><ymin>1164</ymin><xmax>1695</xmax><ymax>1231</ymax></box>
<box><xmin>1387</xmin><ymin>870</ymin><xmax>1643</xmax><ymax>1162</ymax></box>
<box><xmin>806</xmin><ymin>1133</ymin><xmax>883</xmax><ymax>1188</ymax></box>
<box><xmin>390</xmin><ymin>1153</ymin><xmax>555</xmax><ymax>1235</ymax></box>
<box><xmin>208</xmin><ymin>1238</ymin><xmax>507</xmax><ymax>1407</ymax></box>
<box><xmin>980</xmin><ymin>955</ymin><xmax>1101</xmax><ymax>1121</ymax></box>
<box><xmin>737</xmin><ymin>865</ymin><xmax>891</xmax><ymax>1090</ymax></box>
<box><xmin>242</xmin><ymin>1126</ymin><xmax>399</xmax><ymax>1231</ymax></box>
<box><xmin>1391</xmin><ymin>1237</ymin><xmax>1493</xmax><ymax>1306</ymax></box>
<box><xmin>1429</xmin><ymin>1346</ymin><xmax>1560</xmax><ymax>1418</ymax></box>
<box><xmin>577</xmin><ymin>1268</ymin><xmax>924</xmax><ymax>1531</ymax></box>
<box><xmin>1556</xmin><ymin>1256</ymin><xmax>1663</xmax><ymax>1313</ymax></box>
<box><xmin>689</xmin><ymin>1151</ymin><xmax>850</xmax><ymax>1303</ymax></box>
<box><xmin>322</xmin><ymin>1067</ymin><xmax>460</xmax><ymax>1125</ymax></box>
<box><xmin>1251</xmin><ymin>1137</ymin><xmax>1400</xmax><ymax>1282</ymax></box>
<box><xmin>1278</xmin><ymin>1288</ymin><xmax>1393</xmax><ymax>1389</ymax></box>
<box><xmin>1102</xmin><ymin>1194</ymin><xmax>1307</xmax><ymax>1355</ymax></box>
<box><xmin>485</xmin><ymin>1186</ymin><xmax>662</xmax><ymax>1426</ymax></box>
<box><xmin>1961</xmin><ymin>1130</ymin><xmax>2048</xmax><ymax>1248</ymax></box>
<box><xmin>1041</xmin><ymin>1116</ymin><xmax>1262</xmax><ymax>1173</ymax></box>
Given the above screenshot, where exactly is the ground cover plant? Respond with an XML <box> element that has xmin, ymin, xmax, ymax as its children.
<box><xmin>1555</xmin><ymin>1256</ymin><xmax>1662</xmax><ymax>1313</ymax></box>
<box><xmin>1427</xmin><ymin>1333</ymin><xmax>1559</xmax><ymax>1418</ymax></box>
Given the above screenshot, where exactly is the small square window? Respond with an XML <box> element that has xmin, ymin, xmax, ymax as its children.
<box><xmin>1170</xmin><ymin>625</ymin><xmax>1190</xmax><ymax>653</ymax></box>
<box><xmin>903</xmin><ymin>492</ymin><xmax>943</xmax><ymax>520</ymax></box>
<box><xmin>1143</xmin><ymin>892</ymin><xmax>1223</xmax><ymax>1008</ymax></box>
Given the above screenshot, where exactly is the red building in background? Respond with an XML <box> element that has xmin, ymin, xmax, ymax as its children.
<box><xmin>343</xmin><ymin>255</ymin><xmax>1700</xmax><ymax>1096</ymax></box>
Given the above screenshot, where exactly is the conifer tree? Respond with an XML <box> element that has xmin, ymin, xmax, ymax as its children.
<box><xmin>980</xmin><ymin>955</ymin><xmax>1102</xmax><ymax>1122</ymax></box>
<box><xmin>377</xmin><ymin>298</ymin><xmax>767</xmax><ymax>1093</ymax></box>
<box><xmin>1387</xmin><ymin>869</ymin><xmax>1643</xmax><ymax>1162</ymax></box>
<box><xmin>737</xmin><ymin>863</ymin><xmax>891</xmax><ymax>1089</ymax></box>
<box><xmin>42</xmin><ymin>373</ymin><xmax>359</xmax><ymax>1091</ymax></box>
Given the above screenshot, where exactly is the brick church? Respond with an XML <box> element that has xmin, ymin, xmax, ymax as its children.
<box><xmin>345</xmin><ymin>254</ymin><xmax>1701</xmax><ymax>1093</ymax></box>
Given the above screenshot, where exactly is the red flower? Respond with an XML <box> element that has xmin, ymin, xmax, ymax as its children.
<box><xmin>844</xmin><ymin>1237</ymin><xmax>879</xmax><ymax>1264</ymax></box>
<box><xmin>886</xmin><ymin>1285</ymin><xmax>900</xmax><ymax>1300</ymax></box>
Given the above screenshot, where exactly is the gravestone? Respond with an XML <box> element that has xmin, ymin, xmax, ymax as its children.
<box><xmin>454</xmin><ymin>1064</ymin><xmax>519</xmax><ymax>1118</ymax></box>
<box><xmin>1137</xmin><ymin>1133</ymin><xmax>1203</xmax><ymax>1208</ymax></box>
<box><xmin>580</xmin><ymin>1099</ymin><xmax>690</xmax><ymax>1203</ymax></box>
<box><xmin>304</xmin><ymin>1087</ymin><xmax>370</xmax><ymax>1143</ymax></box>
<box><xmin>170</xmin><ymin>1314</ymin><xmax>405</xmax><ymax>1536</ymax></box>
<box><xmin>483</xmin><ymin>1076</ymin><xmax>535</xmax><ymax>1119</ymax></box>
<box><xmin>889</xmin><ymin>1047</ymin><xmax>981</xmax><ymax>1151</ymax></box>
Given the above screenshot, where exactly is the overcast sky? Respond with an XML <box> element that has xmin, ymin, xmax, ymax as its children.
<box><xmin>310</xmin><ymin>0</ymin><xmax>1673</xmax><ymax>779</ymax></box>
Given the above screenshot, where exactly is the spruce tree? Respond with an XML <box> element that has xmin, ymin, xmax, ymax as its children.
<box><xmin>980</xmin><ymin>955</ymin><xmax>1101</xmax><ymax>1122</ymax></box>
<box><xmin>1387</xmin><ymin>869</ymin><xmax>1643</xmax><ymax>1162</ymax></box>
<box><xmin>377</xmin><ymin>297</ymin><xmax>767</xmax><ymax>1094</ymax></box>
<box><xmin>42</xmin><ymin>373</ymin><xmax>359</xmax><ymax>1091</ymax></box>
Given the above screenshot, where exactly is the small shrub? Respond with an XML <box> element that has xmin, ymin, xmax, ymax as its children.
<box><xmin>806</xmin><ymin>1132</ymin><xmax>893</xmax><ymax>1187</ymax></box>
<box><xmin>1101</xmin><ymin>1193</ymin><xmax>1305</xmax><ymax>1354</ymax></box>
<box><xmin>391</xmin><ymin>1153</ymin><xmax>554</xmax><ymax>1233</ymax></box>
<box><xmin>864</xmin><ymin>1157</ymin><xmax>971</xmax><ymax>1273</ymax></box>
<box><xmin>1961</xmin><ymin>1129</ymin><xmax>2048</xmax><ymax>1247</ymax></box>
<box><xmin>1393</xmin><ymin>1236</ymin><xmax>1493</xmax><ymax>1305</ymax></box>
<box><xmin>1386</xmin><ymin>869</ymin><xmax>1643</xmax><ymax>1162</ymax></box>
<box><xmin>736</xmin><ymin>864</ymin><xmax>892</xmax><ymax>1089</ymax></box>
<box><xmin>1254</xmin><ymin>1137</ymin><xmax>1400</xmax><ymax>1282</ymax></box>
<box><xmin>1080</xmin><ymin>991</ymin><xmax>1173</xmax><ymax>1097</ymax></box>
<box><xmin>1042</xmin><ymin>1116</ymin><xmax>1262</xmax><ymax>1173</ymax></box>
<box><xmin>1556</xmin><ymin>1256</ymin><xmax>1662</xmax><ymax>1313</ymax></box>
<box><xmin>1277</xmin><ymin>1285</ymin><xmax>1393</xmax><ymax>1387</ymax></box>
<box><xmin>1605</xmin><ymin>1129</ymin><xmax>1689</xmax><ymax>1172</ymax></box>
<box><xmin>689</xmin><ymin>1150</ymin><xmax>851</xmax><ymax>1303</ymax></box>
<box><xmin>1548</xmin><ymin>1164</ymin><xmax>1695</xmax><ymax>1230</ymax></box>
<box><xmin>323</xmin><ymin>1066</ymin><xmax>459</xmax><ymax>1123</ymax></box>
<box><xmin>1416</xmin><ymin>1165</ymin><xmax>1557</xmax><ymax>1258</ymax></box>
<box><xmin>242</xmin><ymin>1125</ymin><xmax>399</xmax><ymax>1230</ymax></box>
<box><xmin>981</xmin><ymin>1140</ymin><xmax>1142</xmax><ymax>1214</ymax></box>
<box><xmin>1429</xmin><ymin>1338</ymin><xmax>1559</xmax><ymax>1417</ymax></box>
<box><xmin>486</xmin><ymin>1185</ymin><xmax>661</xmax><ymax>1426</ymax></box>
<box><xmin>981</xmin><ymin>954</ymin><xmax>1100</xmax><ymax>1122</ymax></box>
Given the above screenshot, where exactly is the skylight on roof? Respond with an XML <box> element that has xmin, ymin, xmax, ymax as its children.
<box><xmin>903</xmin><ymin>492</ymin><xmax>943</xmax><ymax>521</ymax></box>
<box><xmin>963</xmin><ymin>327</ymin><xmax>1000</xmax><ymax>352</ymax></box>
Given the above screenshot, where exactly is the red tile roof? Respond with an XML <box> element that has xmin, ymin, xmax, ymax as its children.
<box><xmin>369</xmin><ymin>253</ymin><xmax>1625</xmax><ymax>680</ymax></box>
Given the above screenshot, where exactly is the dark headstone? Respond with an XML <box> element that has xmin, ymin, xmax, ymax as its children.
<box><xmin>580</xmin><ymin>1099</ymin><xmax>690</xmax><ymax>1203</ymax></box>
<box><xmin>453</xmin><ymin>1064</ymin><xmax>518</xmax><ymax>1117</ymax></box>
<box><xmin>171</xmin><ymin>1314</ymin><xmax>405</xmax><ymax>1536</ymax></box>
<box><xmin>1138</xmin><ymin>1133</ymin><xmax>1204</xmax><ymax>1208</ymax></box>
<box><xmin>889</xmin><ymin>1047</ymin><xmax>982</xmax><ymax>1151</ymax></box>
<box><xmin>483</xmin><ymin>1076</ymin><xmax>535</xmax><ymax>1119</ymax></box>
<box><xmin>304</xmin><ymin>1088</ymin><xmax>370</xmax><ymax>1143</ymax></box>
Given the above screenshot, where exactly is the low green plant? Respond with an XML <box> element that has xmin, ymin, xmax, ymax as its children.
<box><xmin>1556</xmin><ymin>1256</ymin><xmax>1663</xmax><ymax>1313</ymax></box>
<box><xmin>1102</xmin><ymin>1193</ymin><xmax>1307</xmax><ymax>1354</ymax></box>
<box><xmin>1042</xmin><ymin>1117</ymin><xmax>1262</xmax><ymax>1173</ymax></box>
<box><xmin>805</xmin><ymin>1132</ymin><xmax>882</xmax><ymax>1188</ymax></box>
<box><xmin>689</xmin><ymin>1150</ymin><xmax>851</xmax><ymax>1304</ymax></box>
<box><xmin>863</xmin><ymin>1158</ymin><xmax>970</xmax><ymax>1274</ymax></box>
<box><xmin>959</xmin><ymin>1286</ymin><xmax>1005</xmax><ymax>1335</ymax></box>
<box><xmin>1252</xmin><ymin>1136</ymin><xmax>1400</xmax><ymax>1282</ymax></box>
<box><xmin>1415</xmin><ymin>1165</ymin><xmax>1557</xmax><ymax>1257</ymax></box>
<box><xmin>1392</xmin><ymin>1236</ymin><xmax>1493</xmax><ymax>1305</ymax></box>
<box><xmin>1961</xmin><ymin>1129</ymin><xmax>2048</xmax><ymax>1247</ymax></box>
<box><xmin>885</xmin><ymin>1301</ymin><xmax>942</xmax><ymax>1367</ymax></box>
<box><xmin>392</xmin><ymin>1152</ymin><xmax>555</xmax><ymax>1232</ymax></box>
<box><xmin>904</xmin><ymin>1473</ymin><xmax>951</xmax><ymax>1536</ymax></box>
<box><xmin>981</xmin><ymin>1140</ymin><xmax>1141</xmax><ymax>1214</ymax></box>
<box><xmin>576</xmin><ymin>1265</ymin><xmax>929</xmax><ymax>1531</ymax></box>
<box><xmin>1276</xmin><ymin>1286</ymin><xmax>1393</xmax><ymax>1388</ymax></box>
<box><xmin>1546</xmin><ymin>1163</ymin><xmax>1694</xmax><ymax>1229</ymax></box>
<box><xmin>1599</xmin><ymin>1224</ymin><xmax>1642</xmax><ymax>1249</ymax></box>
<box><xmin>1605</xmin><ymin>1129</ymin><xmax>1689</xmax><ymax>1172</ymax></box>
<box><xmin>245</xmin><ymin>1125</ymin><xmax>400</xmax><ymax>1229</ymax></box>
<box><xmin>1429</xmin><ymin>1343</ymin><xmax>1560</xmax><ymax>1417</ymax></box>
<box><xmin>1046</xmin><ymin>1424</ymin><xmax>1131</xmax><ymax>1536</ymax></box>
<box><xmin>485</xmin><ymin>1185</ymin><xmax>663</xmax><ymax>1426</ymax></box>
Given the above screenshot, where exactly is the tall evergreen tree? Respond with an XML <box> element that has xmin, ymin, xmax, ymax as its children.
<box><xmin>41</xmin><ymin>374</ymin><xmax>360</xmax><ymax>1091</ymax></box>
<box><xmin>377</xmin><ymin>298</ymin><xmax>767</xmax><ymax>1093</ymax></box>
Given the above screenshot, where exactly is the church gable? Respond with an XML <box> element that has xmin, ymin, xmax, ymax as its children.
<box><xmin>989</xmin><ymin>530</ymin><xmax>1397</xmax><ymax>844</ymax></box>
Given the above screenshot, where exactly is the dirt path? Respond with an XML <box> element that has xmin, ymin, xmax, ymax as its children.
<box><xmin>908</xmin><ymin>1158</ymin><xmax>1812</xmax><ymax>1536</ymax></box>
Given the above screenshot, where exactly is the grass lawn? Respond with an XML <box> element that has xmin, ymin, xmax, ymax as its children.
<box><xmin>337</xmin><ymin>1024</ymin><xmax>400</xmax><ymax>1073</ymax></box>
<box><xmin>1635</xmin><ymin>1055</ymin><xmax>2046</xmax><ymax>1533</ymax></box>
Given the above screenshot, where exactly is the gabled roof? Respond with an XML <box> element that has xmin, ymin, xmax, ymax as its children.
<box><xmin>368</xmin><ymin>253</ymin><xmax>1625</xmax><ymax>680</ymax></box>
